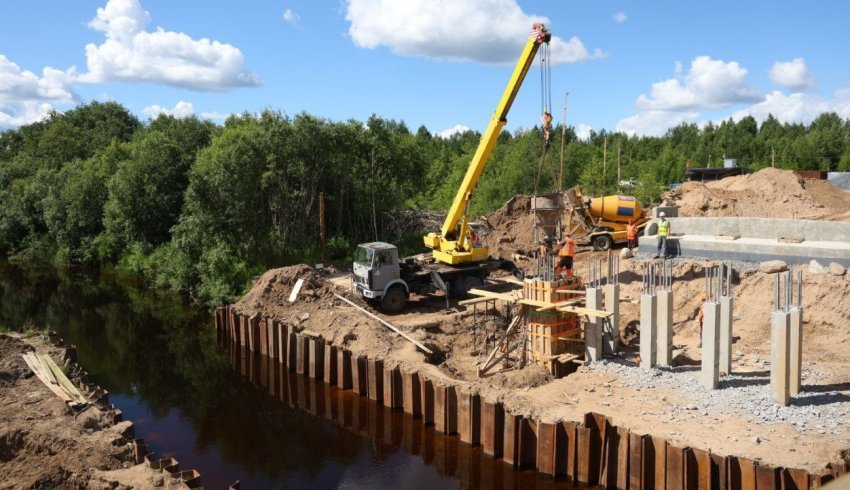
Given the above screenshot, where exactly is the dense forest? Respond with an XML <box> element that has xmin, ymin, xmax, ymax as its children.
<box><xmin>1</xmin><ymin>101</ymin><xmax>849</xmax><ymax>305</ymax></box>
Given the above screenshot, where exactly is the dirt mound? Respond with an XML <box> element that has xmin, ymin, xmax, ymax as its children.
<box><xmin>667</xmin><ymin>168</ymin><xmax>850</xmax><ymax>219</ymax></box>
<box><xmin>0</xmin><ymin>335</ymin><xmax>33</xmax><ymax>386</ymax></box>
<box><xmin>480</xmin><ymin>195</ymin><xmax>539</xmax><ymax>258</ymax></box>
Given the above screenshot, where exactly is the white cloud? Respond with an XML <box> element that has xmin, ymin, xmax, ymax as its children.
<box><xmin>613</xmin><ymin>12</ymin><xmax>628</xmax><ymax>24</ymax></box>
<box><xmin>200</xmin><ymin>111</ymin><xmax>231</xmax><ymax>122</ymax></box>
<box><xmin>282</xmin><ymin>8</ymin><xmax>300</xmax><ymax>24</ymax></box>
<box><xmin>616</xmin><ymin>110</ymin><xmax>699</xmax><ymax>137</ymax></box>
<box><xmin>636</xmin><ymin>56</ymin><xmax>761</xmax><ymax>111</ymax></box>
<box><xmin>142</xmin><ymin>100</ymin><xmax>195</xmax><ymax>119</ymax></box>
<box><xmin>345</xmin><ymin>0</ymin><xmax>604</xmax><ymax>64</ymax></box>
<box><xmin>769</xmin><ymin>58</ymin><xmax>816</xmax><ymax>90</ymax></box>
<box><xmin>575</xmin><ymin>123</ymin><xmax>594</xmax><ymax>141</ymax></box>
<box><xmin>0</xmin><ymin>54</ymin><xmax>77</xmax><ymax>129</ymax></box>
<box><xmin>731</xmin><ymin>89</ymin><xmax>850</xmax><ymax>124</ymax></box>
<box><xmin>79</xmin><ymin>0</ymin><xmax>260</xmax><ymax>91</ymax></box>
<box><xmin>437</xmin><ymin>124</ymin><xmax>471</xmax><ymax>138</ymax></box>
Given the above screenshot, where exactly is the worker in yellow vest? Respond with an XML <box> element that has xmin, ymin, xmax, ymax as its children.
<box><xmin>556</xmin><ymin>233</ymin><xmax>576</xmax><ymax>278</ymax></box>
<box><xmin>655</xmin><ymin>212</ymin><xmax>670</xmax><ymax>258</ymax></box>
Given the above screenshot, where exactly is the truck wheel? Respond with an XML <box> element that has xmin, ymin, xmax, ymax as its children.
<box><xmin>592</xmin><ymin>234</ymin><xmax>614</xmax><ymax>251</ymax></box>
<box><xmin>380</xmin><ymin>286</ymin><xmax>408</xmax><ymax>313</ymax></box>
<box><xmin>456</xmin><ymin>276</ymin><xmax>483</xmax><ymax>299</ymax></box>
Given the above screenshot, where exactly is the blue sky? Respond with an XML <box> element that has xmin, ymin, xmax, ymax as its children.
<box><xmin>1</xmin><ymin>0</ymin><xmax>849</xmax><ymax>137</ymax></box>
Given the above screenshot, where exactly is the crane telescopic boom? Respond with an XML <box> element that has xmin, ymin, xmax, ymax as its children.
<box><xmin>423</xmin><ymin>24</ymin><xmax>552</xmax><ymax>265</ymax></box>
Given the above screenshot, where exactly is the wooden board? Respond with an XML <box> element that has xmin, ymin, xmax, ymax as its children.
<box><xmin>288</xmin><ymin>278</ymin><xmax>305</xmax><ymax>302</ymax></box>
<box><xmin>467</xmin><ymin>288</ymin><xmax>523</xmax><ymax>302</ymax></box>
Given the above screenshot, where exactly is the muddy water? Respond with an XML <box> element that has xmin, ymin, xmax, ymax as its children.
<box><xmin>0</xmin><ymin>264</ymin><xmax>583</xmax><ymax>488</ymax></box>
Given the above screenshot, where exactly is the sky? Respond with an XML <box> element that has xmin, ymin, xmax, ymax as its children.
<box><xmin>2</xmin><ymin>0</ymin><xmax>850</xmax><ymax>138</ymax></box>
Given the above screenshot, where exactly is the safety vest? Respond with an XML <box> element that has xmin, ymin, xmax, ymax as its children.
<box><xmin>626</xmin><ymin>224</ymin><xmax>637</xmax><ymax>240</ymax></box>
<box><xmin>559</xmin><ymin>238</ymin><xmax>576</xmax><ymax>257</ymax></box>
<box><xmin>658</xmin><ymin>219</ymin><xmax>670</xmax><ymax>237</ymax></box>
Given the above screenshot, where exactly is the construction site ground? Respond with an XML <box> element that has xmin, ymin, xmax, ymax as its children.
<box><xmin>0</xmin><ymin>333</ymin><xmax>184</xmax><ymax>489</ymax></box>
<box><xmin>233</xmin><ymin>169</ymin><xmax>850</xmax><ymax>474</ymax></box>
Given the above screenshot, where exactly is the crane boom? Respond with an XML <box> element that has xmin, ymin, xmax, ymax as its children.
<box><xmin>424</xmin><ymin>24</ymin><xmax>551</xmax><ymax>265</ymax></box>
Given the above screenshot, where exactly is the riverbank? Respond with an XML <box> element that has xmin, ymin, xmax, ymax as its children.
<box><xmin>0</xmin><ymin>332</ymin><xmax>185</xmax><ymax>489</ymax></box>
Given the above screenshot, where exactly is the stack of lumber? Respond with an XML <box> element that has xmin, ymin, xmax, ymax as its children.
<box><xmin>21</xmin><ymin>351</ymin><xmax>88</xmax><ymax>408</ymax></box>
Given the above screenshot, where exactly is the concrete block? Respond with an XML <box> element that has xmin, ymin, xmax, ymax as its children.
<box><xmin>640</xmin><ymin>294</ymin><xmax>657</xmax><ymax>369</ymax></box>
<box><xmin>719</xmin><ymin>296</ymin><xmax>733</xmax><ymax>375</ymax></box>
<box><xmin>701</xmin><ymin>302</ymin><xmax>720</xmax><ymax>388</ymax></box>
<box><xmin>771</xmin><ymin>311</ymin><xmax>791</xmax><ymax>406</ymax></box>
<box><xmin>586</xmin><ymin>287</ymin><xmax>603</xmax><ymax>362</ymax></box>
<box><xmin>603</xmin><ymin>284</ymin><xmax>620</xmax><ymax>355</ymax></box>
<box><xmin>789</xmin><ymin>307</ymin><xmax>803</xmax><ymax>395</ymax></box>
<box><xmin>656</xmin><ymin>290</ymin><xmax>673</xmax><ymax>367</ymax></box>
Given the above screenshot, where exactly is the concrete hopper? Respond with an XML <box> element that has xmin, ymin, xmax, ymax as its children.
<box><xmin>531</xmin><ymin>193</ymin><xmax>564</xmax><ymax>242</ymax></box>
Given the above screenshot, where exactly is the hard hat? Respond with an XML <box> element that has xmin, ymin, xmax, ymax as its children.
<box><xmin>659</xmin><ymin>212</ymin><xmax>666</xmax><ymax>217</ymax></box>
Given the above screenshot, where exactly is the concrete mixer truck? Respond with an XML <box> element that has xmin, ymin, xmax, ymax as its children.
<box><xmin>563</xmin><ymin>185</ymin><xmax>649</xmax><ymax>251</ymax></box>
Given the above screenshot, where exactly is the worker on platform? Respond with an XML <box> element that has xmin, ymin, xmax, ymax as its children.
<box><xmin>655</xmin><ymin>212</ymin><xmax>670</xmax><ymax>258</ymax></box>
<box><xmin>626</xmin><ymin>219</ymin><xmax>638</xmax><ymax>250</ymax></box>
<box><xmin>698</xmin><ymin>294</ymin><xmax>706</xmax><ymax>347</ymax></box>
<box><xmin>556</xmin><ymin>232</ymin><xmax>576</xmax><ymax>278</ymax></box>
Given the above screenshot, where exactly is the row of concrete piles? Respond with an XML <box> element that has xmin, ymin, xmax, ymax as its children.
<box><xmin>638</xmin><ymin>261</ymin><xmax>805</xmax><ymax>407</ymax></box>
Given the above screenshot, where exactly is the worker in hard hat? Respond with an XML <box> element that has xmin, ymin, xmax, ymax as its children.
<box><xmin>555</xmin><ymin>232</ymin><xmax>576</xmax><ymax>278</ymax></box>
<box><xmin>655</xmin><ymin>212</ymin><xmax>670</xmax><ymax>258</ymax></box>
<box><xmin>626</xmin><ymin>219</ymin><xmax>637</xmax><ymax>250</ymax></box>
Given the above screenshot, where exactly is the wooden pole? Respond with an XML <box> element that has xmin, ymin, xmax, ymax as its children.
<box><xmin>334</xmin><ymin>294</ymin><xmax>434</xmax><ymax>355</ymax></box>
<box><xmin>617</xmin><ymin>140</ymin><xmax>622</xmax><ymax>191</ymax></box>
<box><xmin>602</xmin><ymin>136</ymin><xmax>608</xmax><ymax>192</ymax></box>
<box><xmin>772</xmin><ymin>146</ymin><xmax>776</xmax><ymax>168</ymax></box>
<box><xmin>319</xmin><ymin>192</ymin><xmax>326</xmax><ymax>264</ymax></box>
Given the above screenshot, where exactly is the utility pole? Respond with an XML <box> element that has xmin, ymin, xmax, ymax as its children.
<box><xmin>558</xmin><ymin>92</ymin><xmax>568</xmax><ymax>193</ymax></box>
<box><xmin>617</xmin><ymin>140</ymin><xmax>622</xmax><ymax>191</ymax></box>
<box><xmin>772</xmin><ymin>146</ymin><xmax>776</xmax><ymax>168</ymax></box>
<box><xmin>603</xmin><ymin>136</ymin><xmax>608</xmax><ymax>190</ymax></box>
<box><xmin>319</xmin><ymin>192</ymin><xmax>326</xmax><ymax>265</ymax></box>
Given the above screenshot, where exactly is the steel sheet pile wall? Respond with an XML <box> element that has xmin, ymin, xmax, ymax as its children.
<box><xmin>215</xmin><ymin>306</ymin><xmax>849</xmax><ymax>489</ymax></box>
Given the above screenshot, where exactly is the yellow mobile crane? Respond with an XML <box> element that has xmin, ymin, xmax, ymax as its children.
<box><xmin>424</xmin><ymin>24</ymin><xmax>552</xmax><ymax>264</ymax></box>
<box><xmin>353</xmin><ymin>25</ymin><xmax>550</xmax><ymax>312</ymax></box>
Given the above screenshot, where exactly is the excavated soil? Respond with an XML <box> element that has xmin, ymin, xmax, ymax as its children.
<box><xmin>0</xmin><ymin>334</ymin><xmax>183</xmax><ymax>489</ymax></box>
<box><xmin>234</xmin><ymin>168</ymin><xmax>850</xmax><ymax>472</ymax></box>
<box><xmin>667</xmin><ymin>167</ymin><xmax>850</xmax><ymax>220</ymax></box>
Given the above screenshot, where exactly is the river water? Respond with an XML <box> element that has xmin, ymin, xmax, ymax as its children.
<box><xmin>0</xmin><ymin>264</ymin><xmax>580</xmax><ymax>489</ymax></box>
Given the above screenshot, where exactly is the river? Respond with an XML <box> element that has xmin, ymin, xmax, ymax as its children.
<box><xmin>0</xmin><ymin>264</ymin><xmax>580</xmax><ymax>489</ymax></box>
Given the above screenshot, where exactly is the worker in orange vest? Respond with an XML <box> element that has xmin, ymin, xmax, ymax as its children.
<box><xmin>556</xmin><ymin>233</ymin><xmax>576</xmax><ymax>278</ymax></box>
<box><xmin>626</xmin><ymin>219</ymin><xmax>637</xmax><ymax>250</ymax></box>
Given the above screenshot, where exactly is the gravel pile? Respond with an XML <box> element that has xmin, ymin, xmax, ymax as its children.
<box><xmin>585</xmin><ymin>359</ymin><xmax>850</xmax><ymax>439</ymax></box>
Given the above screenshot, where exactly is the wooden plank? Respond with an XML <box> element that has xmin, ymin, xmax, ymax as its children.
<box><xmin>334</xmin><ymin>294</ymin><xmax>433</xmax><ymax>354</ymax></box>
<box><xmin>467</xmin><ymin>288</ymin><xmax>522</xmax><ymax>302</ymax></box>
<box><xmin>556</xmin><ymin>305</ymin><xmax>613</xmax><ymax>318</ymax></box>
<box><xmin>39</xmin><ymin>354</ymin><xmax>87</xmax><ymax>404</ymax></box>
<box><xmin>22</xmin><ymin>353</ymin><xmax>74</xmax><ymax>403</ymax></box>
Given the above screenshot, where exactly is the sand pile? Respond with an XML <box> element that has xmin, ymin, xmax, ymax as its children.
<box><xmin>479</xmin><ymin>195</ymin><xmax>539</xmax><ymax>258</ymax></box>
<box><xmin>668</xmin><ymin>168</ymin><xmax>850</xmax><ymax>220</ymax></box>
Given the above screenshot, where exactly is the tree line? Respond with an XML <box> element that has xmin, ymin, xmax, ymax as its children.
<box><xmin>1</xmin><ymin>101</ymin><xmax>849</xmax><ymax>305</ymax></box>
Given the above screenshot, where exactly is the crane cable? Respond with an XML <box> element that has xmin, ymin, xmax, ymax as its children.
<box><xmin>533</xmin><ymin>42</ymin><xmax>557</xmax><ymax>195</ymax></box>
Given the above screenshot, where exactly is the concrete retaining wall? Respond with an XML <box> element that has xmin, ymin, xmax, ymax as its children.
<box><xmin>650</xmin><ymin>217</ymin><xmax>850</xmax><ymax>242</ymax></box>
